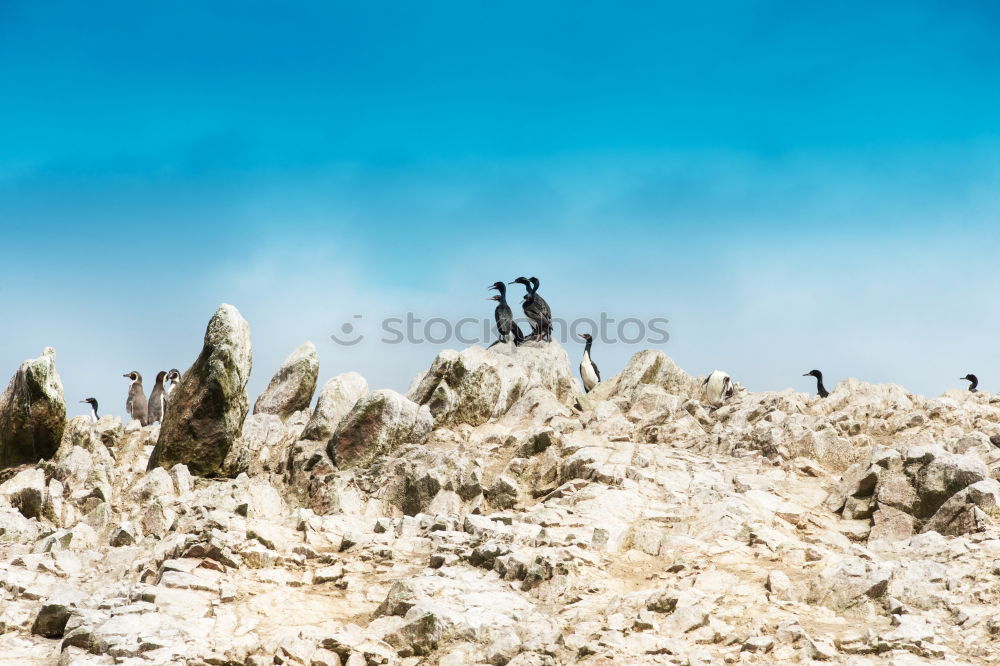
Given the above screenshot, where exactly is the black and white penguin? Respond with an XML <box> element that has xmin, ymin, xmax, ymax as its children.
<box><xmin>487</xmin><ymin>282</ymin><xmax>525</xmax><ymax>348</ymax></box>
<box><xmin>123</xmin><ymin>371</ymin><xmax>149</xmax><ymax>425</ymax></box>
<box><xmin>80</xmin><ymin>398</ymin><xmax>99</xmax><ymax>423</ymax></box>
<box><xmin>961</xmin><ymin>374</ymin><xmax>979</xmax><ymax>393</ymax></box>
<box><xmin>702</xmin><ymin>370</ymin><xmax>735</xmax><ymax>406</ymax></box>
<box><xmin>165</xmin><ymin>369</ymin><xmax>181</xmax><ymax>395</ymax></box>
<box><xmin>803</xmin><ymin>369</ymin><xmax>830</xmax><ymax>398</ymax></box>
<box><xmin>579</xmin><ymin>333</ymin><xmax>601</xmax><ymax>393</ymax></box>
<box><xmin>509</xmin><ymin>276</ymin><xmax>552</xmax><ymax>342</ymax></box>
<box><xmin>147</xmin><ymin>371</ymin><xmax>168</xmax><ymax>423</ymax></box>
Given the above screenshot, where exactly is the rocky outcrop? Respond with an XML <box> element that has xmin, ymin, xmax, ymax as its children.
<box><xmin>0</xmin><ymin>347</ymin><xmax>66</xmax><ymax>468</ymax></box>
<box><xmin>407</xmin><ymin>342</ymin><xmax>578</xmax><ymax>427</ymax></box>
<box><xmin>300</xmin><ymin>371</ymin><xmax>368</xmax><ymax>442</ymax></box>
<box><xmin>148</xmin><ymin>304</ymin><xmax>252</xmax><ymax>476</ymax></box>
<box><xmin>224</xmin><ymin>409</ymin><xmax>309</xmax><ymax>477</ymax></box>
<box><xmin>826</xmin><ymin>444</ymin><xmax>997</xmax><ymax>544</ymax></box>
<box><xmin>253</xmin><ymin>341</ymin><xmax>320</xmax><ymax>420</ymax></box>
<box><xmin>328</xmin><ymin>390</ymin><xmax>432</xmax><ymax>466</ymax></box>
<box><xmin>589</xmin><ymin>349</ymin><xmax>703</xmax><ymax>404</ymax></box>
<box><xmin>3</xmin><ymin>340</ymin><xmax>1000</xmax><ymax>664</ymax></box>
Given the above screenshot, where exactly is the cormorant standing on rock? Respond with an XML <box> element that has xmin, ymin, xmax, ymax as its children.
<box><xmin>165</xmin><ymin>369</ymin><xmax>181</xmax><ymax>395</ymax></box>
<box><xmin>487</xmin><ymin>281</ymin><xmax>525</xmax><ymax>348</ymax></box>
<box><xmin>529</xmin><ymin>277</ymin><xmax>552</xmax><ymax>341</ymax></box>
<box><xmin>803</xmin><ymin>369</ymin><xmax>830</xmax><ymax>398</ymax></box>
<box><xmin>148</xmin><ymin>371</ymin><xmax>168</xmax><ymax>423</ymax></box>
<box><xmin>510</xmin><ymin>276</ymin><xmax>552</xmax><ymax>342</ymax></box>
<box><xmin>123</xmin><ymin>371</ymin><xmax>149</xmax><ymax>425</ymax></box>
<box><xmin>961</xmin><ymin>374</ymin><xmax>979</xmax><ymax>393</ymax></box>
<box><xmin>80</xmin><ymin>398</ymin><xmax>99</xmax><ymax>423</ymax></box>
<box><xmin>579</xmin><ymin>333</ymin><xmax>600</xmax><ymax>393</ymax></box>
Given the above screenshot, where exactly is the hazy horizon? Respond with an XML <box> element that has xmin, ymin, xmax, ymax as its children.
<box><xmin>2</xmin><ymin>1</ymin><xmax>999</xmax><ymax>420</ymax></box>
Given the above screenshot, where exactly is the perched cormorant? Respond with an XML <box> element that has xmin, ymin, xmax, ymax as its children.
<box><xmin>579</xmin><ymin>333</ymin><xmax>600</xmax><ymax>393</ymax></box>
<box><xmin>702</xmin><ymin>370</ymin><xmax>735</xmax><ymax>406</ymax></box>
<box><xmin>147</xmin><ymin>371</ymin><xmax>168</xmax><ymax>423</ymax></box>
<box><xmin>487</xmin><ymin>281</ymin><xmax>525</xmax><ymax>348</ymax></box>
<box><xmin>803</xmin><ymin>369</ymin><xmax>830</xmax><ymax>398</ymax></box>
<box><xmin>123</xmin><ymin>371</ymin><xmax>149</xmax><ymax>425</ymax></box>
<box><xmin>165</xmin><ymin>369</ymin><xmax>181</xmax><ymax>395</ymax></box>
<box><xmin>510</xmin><ymin>276</ymin><xmax>552</xmax><ymax>342</ymax></box>
<box><xmin>80</xmin><ymin>398</ymin><xmax>99</xmax><ymax>423</ymax></box>
<box><xmin>528</xmin><ymin>277</ymin><xmax>552</xmax><ymax>341</ymax></box>
<box><xmin>961</xmin><ymin>374</ymin><xmax>979</xmax><ymax>393</ymax></box>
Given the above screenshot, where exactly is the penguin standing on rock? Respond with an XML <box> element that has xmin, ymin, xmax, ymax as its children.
<box><xmin>147</xmin><ymin>371</ymin><xmax>168</xmax><ymax>423</ymax></box>
<box><xmin>80</xmin><ymin>398</ymin><xmax>99</xmax><ymax>423</ymax></box>
<box><xmin>961</xmin><ymin>374</ymin><xmax>979</xmax><ymax>393</ymax></box>
<box><xmin>487</xmin><ymin>282</ymin><xmax>525</xmax><ymax>348</ymax></box>
<box><xmin>803</xmin><ymin>369</ymin><xmax>830</xmax><ymax>398</ymax></box>
<box><xmin>702</xmin><ymin>370</ymin><xmax>735</xmax><ymax>406</ymax></box>
<box><xmin>123</xmin><ymin>371</ymin><xmax>149</xmax><ymax>425</ymax></box>
<box><xmin>579</xmin><ymin>333</ymin><xmax>601</xmax><ymax>393</ymax></box>
<box><xmin>165</xmin><ymin>369</ymin><xmax>181</xmax><ymax>395</ymax></box>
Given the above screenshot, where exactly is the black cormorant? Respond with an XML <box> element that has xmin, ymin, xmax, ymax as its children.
<box><xmin>803</xmin><ymin>369</ymin><xmax>830</xmax><ymax>398</ymax></box>
<box><xmin>487</xmin><ymin>281</ymin><xmax>524</xmax><ymax>348</ymax></box>
<box><xmin>961</xmin><ymin>374</ymin><xmax>979</xmax><ymax>393</ymax></box>
<box><xmin>510</xmin><ymin>276</ymin><xmax>552</xmax><ymax>342</ymax></box>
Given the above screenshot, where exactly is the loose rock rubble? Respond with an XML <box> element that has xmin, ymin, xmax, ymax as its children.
<box><xmin>3</xmin><ymin>310</ymin><xmax>1000</xmax><ymax>665</ymax></box>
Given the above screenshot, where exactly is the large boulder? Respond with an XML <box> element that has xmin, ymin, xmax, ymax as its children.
<box><xmin>588</xmin><ymin>349</ymin><xmax>702</xmax><ymax>405</ymax></box>
<box><xmin>253</xmin><ymin>341</ymin><xmax>319</xmax><ymax>420</ymax></box>
<box><xmin>0</xmin><ymin>347</ymin><xmax>66</xmax><ymax>468</ymax></box>
<box><xmin>148</xmin><ymin>304</ymin><xmax>253</xmax><ymax>476</ymax></box>
<box><xmin>300</xmin><ymin>372</ymin><xmax>368</xmax><ymax>442</ymax></box>
<box><xmin>328</xmin><ymin>390</ymin><xmax>432</xmax><ymax>467</ymax></box>
<box><xmin>407</xmin><ymin>342</ymin><xmax>578</xmax><ymax>428</ymax></box>
<box><xmin>0</xmin><ymin>467</ymin><xmax>47</xmax><ymax>519</ymax></box>
<box><xmin>827</xmin><ymin>444</ymin><xmax>995</xmax><ymax>543</ymax></box>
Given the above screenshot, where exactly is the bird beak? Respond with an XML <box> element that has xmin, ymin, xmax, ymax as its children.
<box><xmin>123</xmin><ymin>373</ymin><xmax>131</xmax><ymax>378</ymax></box>
<box><xmin>484</xmin><ymin>297</ymin><xmax>493</xmax><ymax>301</ymax></box>
<box><xmin>79</xmin><ymin>400</ymin><xmax>87</xmax><ymax>403</ymax></box>
<box><xmin>507</xmin><ymin>280</ymin><xmax>515</xmax><ymax>284</ymax></box>
<box><xmin>802</xmin><ymin>373</ymin><xmax>809</xmax><ymax>377</ymax></box>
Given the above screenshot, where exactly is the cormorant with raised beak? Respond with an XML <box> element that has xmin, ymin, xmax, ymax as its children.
<box><xmin>510</xmin><ymin>276</ymin><xmax>552</xmax><ymax>342</ymax></box>
<box><xmin>487</xmin><ymin>281</ymin><xmax>524</xmax><ymax>348</ymax></box>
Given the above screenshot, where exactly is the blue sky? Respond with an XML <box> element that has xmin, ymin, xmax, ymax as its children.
<box><xmin>1</xmin><ymin>1</ymin><xmax>999</xmax><ymax>419</ymax></box>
